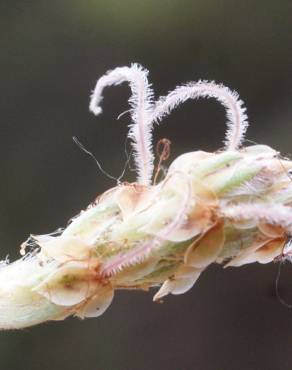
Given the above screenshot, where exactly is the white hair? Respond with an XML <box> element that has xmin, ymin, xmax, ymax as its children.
<box><xmin>90</xmin><ymin>65</ymin><xmax>249</xmax><ymax>184</ymax></box>
<box><xmin>90</xmin><ymin>64</ymin><xmax>154</xmax><ymax>185</ymax></box>
<box><xmin>151</xmin><ymin>80</ymin><xmax>248</xmax><ymax>150</ymax></box>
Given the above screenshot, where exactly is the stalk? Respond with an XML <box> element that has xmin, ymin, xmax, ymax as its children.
<box><xmin>0</xmin><ymin>144</ymin><xmax>290</xmax><ymax>329</ymax></box>
<box><xmin>1</xmin><ymin>64</ymin><xmax>291</xmax><ymax>329</ymax></box>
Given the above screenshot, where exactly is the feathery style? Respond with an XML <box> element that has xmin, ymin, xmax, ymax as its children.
<box><xmin>0</xmin><ymin>64</ymin><xmax>290</xmax><ymax>330</ymax></box>
<box><xmin>90</xmin><ymin>64</ymin><xmax>154</xmax><ymax>185</ymax></box>
<box><xmin>151</xmin><ymin>80</ymin><xmax>248</xmax><ymax>150</ymax></box>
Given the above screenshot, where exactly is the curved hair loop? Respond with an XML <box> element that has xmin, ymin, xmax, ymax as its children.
<box><xmin>151</xmin><ymin>80</ymin><xmax>248</xmax><ymax>150</ymax></box>
<box><xmin>90</xmin><ymin>64</ymin><xmax>155</xmax><ymax>185</ymax></box>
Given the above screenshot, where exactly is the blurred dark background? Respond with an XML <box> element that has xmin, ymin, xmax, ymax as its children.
<box><xmin>1</xmin><ymin>1</ymin><xmax>292</xmax><ymax>369</ymax></box>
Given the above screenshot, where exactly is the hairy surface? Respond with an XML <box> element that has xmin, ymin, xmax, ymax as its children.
<box><xmin>0</xmin><ymin>64</ymin><xmax>290</xmax><ymax>330</ymax></box>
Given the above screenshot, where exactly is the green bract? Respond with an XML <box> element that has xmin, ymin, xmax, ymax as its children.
<box><xmin>0</xmin><ymin>64</ymin><xmax>290</xmax><ymax>329</ymax></box>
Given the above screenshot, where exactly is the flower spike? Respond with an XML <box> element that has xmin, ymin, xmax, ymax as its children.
<box><xmin>1</xmin><ymin>64</ymin><xmax>290</xmax><ymax>330</ymax></box>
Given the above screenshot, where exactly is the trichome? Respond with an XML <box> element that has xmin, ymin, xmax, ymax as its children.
<box><xmin>0</xmin><ymin>64</ymin><xmax>291</xmax><ymax>329</ymax></box>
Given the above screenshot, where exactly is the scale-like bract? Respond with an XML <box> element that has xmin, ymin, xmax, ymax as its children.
<box><xmin>0</xmin><ymin>64</ymin><xmax>291</xmax><ymax>329</ymax></box>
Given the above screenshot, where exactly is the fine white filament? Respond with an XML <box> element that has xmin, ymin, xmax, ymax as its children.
<box><xmin>89</xmin><ymin>64</ymin><xmax>154</xmax><ymax>185</ymax></box>
<box><xmin>222</xmin><ymin>203</ymin><xmax>292</xmax><ymax>234</ymax></box>
<box><xmin>151</xmin><ymin>80</ymin><xmax>248</xmax><ymax>150</ymax></box>
<box><xmin>90</xmin><ymin>65</ymin><xmax>248</xmax><ymax>183</ymax></box>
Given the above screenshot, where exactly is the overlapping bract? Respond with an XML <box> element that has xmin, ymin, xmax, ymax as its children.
<box><xmin>0</xmin><ymin>65</ymin><xmax>291</xmax><ymax>330</ymax></box>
